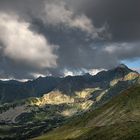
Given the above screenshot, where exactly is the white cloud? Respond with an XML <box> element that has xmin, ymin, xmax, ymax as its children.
<box><xmin>63</xmin><ymin>69</ymin><xmax>74</xmax><ymax>77</ymax></box>
<box><xmin>0</xmin><ymin>13</ymin><xmax>58</xmax><ymax>69</ymax></box>
<box><xmin>63</xmin><ymin>68</ymin><xmax>105</xmax><ymax>77</ymax></box>
<box><xmin>0</xmin><ymin>78</ymin><xmax>28</xmax><ymax>82</ymax></box>
<box><xmin>30</xmin><ymin>72</ymin><xmax>52</xmax><ymax>79</ymax></box>
<box><xmin>88</xmin><ymin>69</ymin><xmax>106</xmax><ymax>75</ymax></box>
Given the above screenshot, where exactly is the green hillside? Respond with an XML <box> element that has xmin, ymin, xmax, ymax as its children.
<box><xmin>33</xmin><ymin>85</ymin><xmax>140</xmax><ymax>140</ymax></box>
<box><xmin>0</xmin><ymin>65</ymin><xmax>139</xmax><ymax>139</ymax></box>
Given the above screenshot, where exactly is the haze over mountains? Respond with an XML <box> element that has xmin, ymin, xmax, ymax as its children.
<box><xmin>0</xmin><ymin>64</ymin><xmax>140</xmax><ymax>139</ymax></box>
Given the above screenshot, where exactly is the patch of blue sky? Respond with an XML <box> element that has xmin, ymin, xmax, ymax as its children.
<box><xmin>121</xmin><ymin>58</ymin><xmax>140</xmax><ymax>73</ymax></box>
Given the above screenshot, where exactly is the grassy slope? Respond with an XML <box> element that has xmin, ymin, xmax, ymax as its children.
<box><xmin>33</xmin><ymin>85</ymin><xmax>140</xmax><ymax>140</ymax></box>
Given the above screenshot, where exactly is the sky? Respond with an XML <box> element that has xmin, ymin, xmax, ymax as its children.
<box><xmin>122</xmin><ymin>59</ymin><xmax>140</xmax><ymax>73</ymax></box>
<box><xmin>0</xmin><ymin>0</ymin><xmax>140</xmax><ymax>79</ymax></box>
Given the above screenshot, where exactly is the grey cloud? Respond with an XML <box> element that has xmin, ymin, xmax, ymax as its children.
<box><xmin>42</xmin><ymin>0</ymin><xmax>104</xmax><ymax>39</ymax></box>
<box><xmin>74</xmin><ymin>0</ymin><xmax>140</xmax><ymax>41</ymax></box>
<box><xmin>103</xmin><ymin>42</ymin><xmax>140</xmax><ymax>60</ymax></box>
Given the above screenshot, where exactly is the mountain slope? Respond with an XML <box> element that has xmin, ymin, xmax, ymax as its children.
<box><xmin>0</xmin><ymin>64</ymin><xmax>139</xmax><ymax>104</ymax></box>
<box><xmin>33</xmin><ymin>85</ymin><xmax>140</xmax><ymax>140</ymax></box>
<box><xmin>0</xmin><ymin>65</ymin><xmax>140</xmax><ymax>139</ymax></box>
<box><xmin>0</xmin><ymin>77</ymin><xmax>62</xmax><ymax>104</ymax></box>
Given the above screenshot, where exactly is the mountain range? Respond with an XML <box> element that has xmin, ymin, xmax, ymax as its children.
<box><xmin>0</xmin><ymin>64</ymin><xmax>139</xmax><ymax>104</ymax></box>
<box><xmin>0</xmin><ymin>64</ymin><xmax>140</xmax><ymax>139</ymax></box>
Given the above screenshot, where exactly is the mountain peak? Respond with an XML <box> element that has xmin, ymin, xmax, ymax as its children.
<box><xmin>114</xmin><ymin>64</ymin><xmax>133</xmax><ymax>73</ymax></box>
<box><xmin>83</xmin><ymin>73</ymin><xmax>92</xmax><ymax>77</ymax></box>
<box><xmin>110</xmin><ymin>64</ymin><xmax>135</xmax><ymax>78</ymax></box>
<box><xmin>117</xmin><ymin>64</ymin><xmax>128</xmax><ymax>69</ymax></box>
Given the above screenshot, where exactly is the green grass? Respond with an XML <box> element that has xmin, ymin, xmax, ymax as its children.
<box><xmin>32</xmin><ymin>85</ymin><xmax>140</xmax><ymax>140</ymax></box>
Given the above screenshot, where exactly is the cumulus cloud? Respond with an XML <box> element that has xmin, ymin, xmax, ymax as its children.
<box><xmin>0</xmin><ymin>13</ymin><xmax>58</xmax><ymax>69</ymax></box>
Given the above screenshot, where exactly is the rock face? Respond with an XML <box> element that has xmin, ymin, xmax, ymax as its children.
<box><xmin>0</xmin><ymin>64</ymin><xmax>140</xmax><ymax>139</ymax></box>
<box><xmin>0</xmin><ymin>105</ymin><xmax>30</xmax><ymax>123</ymax></box>
<box><xmin>42</xmin><ymin>91</ymin><xmax>74</xmax><ymax>105</ymax></box>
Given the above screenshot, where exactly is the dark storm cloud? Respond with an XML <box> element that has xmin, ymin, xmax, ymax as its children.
<box><xmin>0</xmin><ymin>0</ymin><xmax>139</xmax><ymax>79</ymax></box>
<box><xmin>73</xmin><ymin>0</ymin><xmax>140</xmax><ymax>41</ymax></box>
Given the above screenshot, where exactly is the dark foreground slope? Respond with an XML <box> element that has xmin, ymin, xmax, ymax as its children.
<box><xmin>33</xmin><ymin>85</ymin><xmax>140</xmax><ymax>140</ymax></box>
